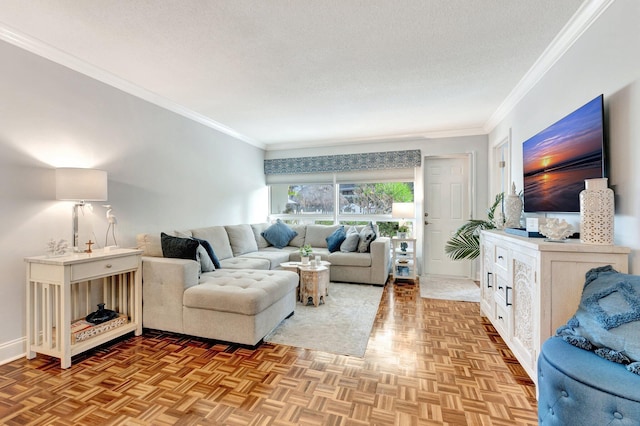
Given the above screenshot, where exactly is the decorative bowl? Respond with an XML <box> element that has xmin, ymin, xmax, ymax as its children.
<box><xmin>539</xmin><ymin>218</ymin><xmax>574</xmax><ymax>241</ymax></box>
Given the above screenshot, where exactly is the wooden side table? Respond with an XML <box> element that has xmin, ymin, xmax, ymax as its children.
<box><xmin>299</xmin><ymin>265</ymin><xmax>329</xmax><ymax>307</ymax></box>
<box><xmin>24</xmin><ymin>248</ymin><xmax>143</xmax><ymax>368</ymax></box>
<box><xmin>281</xmin><ymin>261</ymin><xmax>331</xmax><ymax>305</ymax></box>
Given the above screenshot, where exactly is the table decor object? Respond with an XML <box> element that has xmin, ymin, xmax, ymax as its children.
<box><xmin>539</xmin><ymin>218</ymin><xmax>574</xmax><ymax>242</ymax></box>
<box><xmin>580</xmin><ymin>178</ymin><xmax>614</xmax><ymax>245</ymax></box>
<box><xmin>300</xmin><ymin>244</ymin><xmax>312</xmax><ymax>264</ymax></box>
<box><xmin>504</xmin><ymin>182</ymin><xmax>523</xmax><ymax>228</ymax></box>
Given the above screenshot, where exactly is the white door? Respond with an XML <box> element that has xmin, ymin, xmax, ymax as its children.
<box><xmin>423</xmin><ymin>156</ymin><xmax>471</xmax><ymax>277</ymax></box>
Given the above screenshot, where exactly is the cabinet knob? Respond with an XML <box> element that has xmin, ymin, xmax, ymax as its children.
<box><xmin>105</xmin><ymin>264</ymin><xmax>112</xmax><ymax>269</ymax></box>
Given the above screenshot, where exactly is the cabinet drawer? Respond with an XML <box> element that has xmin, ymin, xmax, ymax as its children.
<box><xmin>496</xmin><ymin>275</ymin><xmax>508</xmax><ymax>300</ymax></box>
<box><xmin>494</xmin><ymin>302</ymin><xmax>511</xmax><ymax>336</ymax></box>
<box><xmin>71</xmin><ymin>255</ymin><xmax>139</xmax><ymax>282</ymax></box>
<box><xmin>495</xmin><ymin>246</ymin><xmax>508</xmax><ymax>271</ymax></box>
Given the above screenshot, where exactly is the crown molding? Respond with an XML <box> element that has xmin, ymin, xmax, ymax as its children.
<box><xmin>0</xmin><ymin>23</ymin><xmax>263</xmax><ymax>150</ymax></box>
<box><xmin>265</xmin><ymin>127</ymin><xmax>487</xmax><ymax>151</ymax></box>
<box><xmin>483</xmin><ymin>0</ymin><xmax>615</xmax><ymax>133</ymax></box>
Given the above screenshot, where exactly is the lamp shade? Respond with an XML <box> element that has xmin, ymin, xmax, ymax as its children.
<box><xmin>392</xmin><ymin>202</ymin><xmax>414</xmax><ymax>219</ymax></box>
<box><xmin>55</xmin><ymin>168</ymin><xmax>108</xmax><ymax>201</ymax></box>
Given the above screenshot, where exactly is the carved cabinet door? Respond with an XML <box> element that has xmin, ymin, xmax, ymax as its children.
<box><xmin>509</xmin><ymin>249</ymin><xmax>538</xmax><ymax>373</ymax></box>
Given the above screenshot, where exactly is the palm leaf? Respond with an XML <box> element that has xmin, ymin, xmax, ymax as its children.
<box><xmin>444</xmin><ymin>192</ymin><xmax>505</xmax><ymax>261</ymax></box>
<box><xmin>444</xmin><ymin>232</ymin><xmax>481</xmax><ymax>260</ymax></box>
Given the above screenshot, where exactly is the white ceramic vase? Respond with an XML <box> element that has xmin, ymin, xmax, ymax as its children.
<box><xmin>580</xmin><ymin>178</ymin><xmax>614</xmax><ymax>245</ymax></box>
<box><xmin>504</xmin><ymin>183</ymin><xmax>523</xmax><ymax>228</ymax></box>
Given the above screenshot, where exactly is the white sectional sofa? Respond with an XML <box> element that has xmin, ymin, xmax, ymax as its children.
<box><xmin>136</xmin><ymin>222</ymin><xmax>390</xmax><ymax>346</ymax></box>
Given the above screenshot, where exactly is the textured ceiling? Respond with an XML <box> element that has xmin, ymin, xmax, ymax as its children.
<box><xmin>0</xmin><ymin>1</ymin><xmax>587</xmax><ymax>149</ymax></box>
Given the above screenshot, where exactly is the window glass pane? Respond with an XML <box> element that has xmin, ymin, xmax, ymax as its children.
<box><xmin>339</xmin><ymin>182</ymin><xmax>413</xmax><ymax>215</ymax></box>
<box><xmin>270</xmin><ymin>184</ymin><xmax>335</xmax><ymax>215</ymax></box>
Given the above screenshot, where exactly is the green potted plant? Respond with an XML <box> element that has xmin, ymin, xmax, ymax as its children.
<box><xmin>397</xmin><ymin>224</ymin><xmax>409</xmax><ymax>238</ymax></box>
<box><xmin>444</xmin><ymin>193</ymin><xmax>504</xmax><ymax>260</ymax></box>
<box><xmin>300</xmin><ymin>244</ymin><xmax>313</xmax><ymax>264</ymax></box>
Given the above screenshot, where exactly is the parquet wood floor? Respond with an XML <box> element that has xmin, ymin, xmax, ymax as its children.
<box><xmin>0</xmin><ymin>280</ymin><xmax>537</xmax><ymax>425</ymax></box>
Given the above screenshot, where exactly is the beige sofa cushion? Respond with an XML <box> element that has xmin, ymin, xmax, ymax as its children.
<box><xmin>219</xmin><ymin>257</ymin><xmax>270</xmax><ymax>270</ymax></box>
<box><xmin>304</xmin><ymin>225</ymin><xmax>340</xmax><ymax>248</ymax></box>
<box><xmin>251</xmin><ymin>223</ymin><xmax>271</xmax><ymax>249</ymax></box>
<box><xmin>328</xmin><ymin>251</ymin><xmax>372</xmax><ymax>267</ymax></box>
<box><xmin>289</xmin><ymin>225</ymin><xmax>307</xmax><ymax>247</ymax></box>
<box><xmin>136</xmin><ymin>233</ymin><xmax>163</xmax><ymax>257</ymax></box>
<box><xmin>184</xmin><ymin>270</ymin><xmax>298</xmax><ymax>315</ymax></box>
<box><xmin>225</xmin><ymin>224</ymin><xmax>259</xmax><ymax>256</ymax></box>
<box><xmin>191</xmin><ymin>226</ymin><xmax>233</xmax><ymax>260</ymax></box>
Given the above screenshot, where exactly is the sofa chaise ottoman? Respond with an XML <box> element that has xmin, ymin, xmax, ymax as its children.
<box><xmin>141</xmin><ymin>252</ymin><xmax>298</xmax><ymax>346</ymax></box>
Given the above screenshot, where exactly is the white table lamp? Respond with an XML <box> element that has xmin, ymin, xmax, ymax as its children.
<box><xmin>392</xmin><ymin>202</ymin><xmax>415</xmax><ymax>236</ymax></box>
<box><xmin>56</xmin><ymin>168</ymin><xmax>108</xmax><ymax>250</ymax></box>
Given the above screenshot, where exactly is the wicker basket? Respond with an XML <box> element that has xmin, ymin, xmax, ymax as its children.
<box><xmin>71</xmin><ymin>314</ymin><xmax>128</xmax><ymax>344</ymax></box>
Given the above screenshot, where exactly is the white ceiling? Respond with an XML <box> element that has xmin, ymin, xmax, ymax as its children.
<box><xmin>0</xmin><ymin>0</ymin><xmax>595</xmax><ymax>150</ymax></box>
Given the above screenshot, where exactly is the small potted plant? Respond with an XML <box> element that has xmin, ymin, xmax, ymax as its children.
<box><xmin>397</xmin><ymin>224</ymin><xmax>409</xmax><ymax>238</ymax></box>
<box><xmin>300</xmin><ymin>244</ymin><xmax>313</xmax><ymax>264</ymax></box>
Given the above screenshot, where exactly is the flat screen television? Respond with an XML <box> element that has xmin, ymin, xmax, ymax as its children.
<box><xmin>523</xmin><ymin>94</ymin><xmax>606</xmax><ymax>213</ymax></box>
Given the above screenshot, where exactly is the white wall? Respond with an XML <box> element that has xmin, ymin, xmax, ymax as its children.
<box><xmin>489</xmin><ymin>0</ymin><xmax>640</xmax><ymax>272</ymax></box>
<box><xmin>0</xmin><ymin>40</ymin><xmax>268</xmax><ymax>362</ymax></box>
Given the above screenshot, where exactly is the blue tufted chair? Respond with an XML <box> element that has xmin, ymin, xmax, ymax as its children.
<box><xmin>538</xmin><ymin>337</ymin><xmax>640</xmax><ymax>425</ymax></box>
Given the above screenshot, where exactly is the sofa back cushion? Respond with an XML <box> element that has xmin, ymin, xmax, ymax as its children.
<box><xmin>136</xmin><ymin>233</ymin><xmax>163</xmax><ymax>257</ymax></box>
<box><xmin>251</xmin><ymin>223</ymin><xmax>271</xmax><ymax>249</ymax></box>
<box><xmin>304</xmin><ymin>225</ymin><xmax>340</xmax><ymax>248</ymax></box>
<box><xmin>191</xmin><ymin>226</ymin><xmax>234</xmax><ymax>260</ymax></box>
<box><xmin>225</xmin><ymin>224</ymin><xmax>259</xmax><ymax>256</ymax></box>
<box><xmin>289</xmin><ymin>225</ymin><xmax>307</xmax><ymax>247</ymax></box>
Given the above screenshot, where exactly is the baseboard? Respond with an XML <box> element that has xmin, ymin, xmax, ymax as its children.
<box><xmin>0</xmin><ymin>337</ymin><xmax>26</xmax><ymax>366</ymax></box>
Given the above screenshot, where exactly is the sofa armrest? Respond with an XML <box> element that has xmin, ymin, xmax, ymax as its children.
<box><xmin>141</xmin><ymin>256</ymin><xmax>200</xmax><ymax>333</ymax></box>
<box><xmin>369</xmin><ymin>236</ymin><xmax>391</xmax><ymax>285</ymax></box>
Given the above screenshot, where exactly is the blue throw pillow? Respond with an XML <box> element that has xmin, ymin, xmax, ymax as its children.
<box><xmin>192</xmin><ymin>237</ymin><xmax>221</xmax><ymax>269</ymax></box>
<box><xmin>261</xmin><ymin>219</ymin><xmax>298</xmax><ymax>249</ymax></box>
<box><xmin>326</xmin><ymin>225</ymin><xmax>346</xmax><ymax>252</ymax></box>
<box><xmin>556</xmin><ymin>265</ymin><xmax>640</xmax><ymax>375</ymax></box>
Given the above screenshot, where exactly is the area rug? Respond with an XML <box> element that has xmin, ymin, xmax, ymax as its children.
<box><xmin>419</xmin><ymin>276</ymin><xmax>480</xmax><ymax>302</ymax></box>
<box><xmin>264</xmin><ymin>282</ymin><xmax>384</xmax><ymax>357</ymax></box>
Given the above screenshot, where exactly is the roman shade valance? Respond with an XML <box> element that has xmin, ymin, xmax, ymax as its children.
<box><xmin>264</xmin><ymin>149</ymin><xmax>421</xmax><ymax>184</ymax></box>
<box><xmin>265</xmin><ymin>149</ymin><xmax>421</xmax><ymax>175</ymax></box>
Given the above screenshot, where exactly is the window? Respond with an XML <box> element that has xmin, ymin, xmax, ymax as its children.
<box><xmin>269</xmin><ymin>181</ymin><xmax>414</xmax><ymax>236</ymax></box>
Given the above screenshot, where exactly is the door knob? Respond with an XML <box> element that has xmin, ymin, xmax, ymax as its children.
<box><xmin>424</xmin><ymin>212</ymin><xmax>429</xmax><ymax>217</ymax></box>
<box><xmin>424</xmin><ymin>221</ymin><xmax>430</xmax><ymax>225</ymax></box>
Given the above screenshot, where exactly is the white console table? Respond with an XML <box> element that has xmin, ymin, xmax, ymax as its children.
<box><xmin>25</xmin><ymin>248</ymin><xmax>142</xmax><ymax>368</ymax></box>
<box><xmin>480</xmin><ymin>230</ymin><xmax>630</xmax><ymax>385</ymax></box>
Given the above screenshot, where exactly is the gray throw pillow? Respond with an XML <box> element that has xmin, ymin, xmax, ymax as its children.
<box><xmin>196</xmin><ymin>245</ymin><xmax>215</xmax><ymax>272</ymax></box>
<box><xmin>357</xmin><ymin>222</ymin><xmax>377</xmax><ymax>253</ymax></box>
<box><xmin>261</xmin><ymin>219</ymin><xmax>298</xmax><ymax>249</ymax></box>
<box><xmin>192</xmin><ymin>237</ymin><xmax>221</xmax><ymax>269</ymax></box>
<box><xmin>556</xmin><ymin>265</ymin><xmax>640</xmax><ymax>375</ymax></box>
<box><xmin>340</xmin><ymin>226</ymin><xmax>360</xmax><ymax>252</ymax></box>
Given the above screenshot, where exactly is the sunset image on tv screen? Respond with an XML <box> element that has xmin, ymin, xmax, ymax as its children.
<box><xmin>523</xmin><ymin>96</ymin><xmax>604</xmax><ymax>212</ymax></box>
